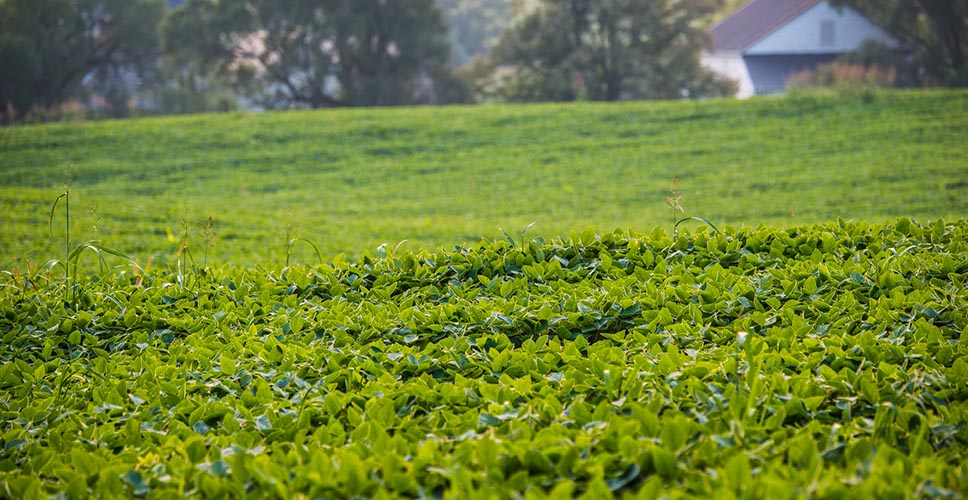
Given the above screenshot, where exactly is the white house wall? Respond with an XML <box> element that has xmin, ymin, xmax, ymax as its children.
<box><xmin>745</xmin><ymin>1</ymin><xmax>898</xmax><ymax>55</ymax></box>
<box><xmin>701</xmin><ymin>52</ymin><xmax>755</xmax><ymax>98</ymax></box>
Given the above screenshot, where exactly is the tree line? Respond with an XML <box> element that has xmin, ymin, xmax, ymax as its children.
<box><xmin>1</xmin><ymin>0</ymin><xmax>965</xmax><ymax>122</ymax></box>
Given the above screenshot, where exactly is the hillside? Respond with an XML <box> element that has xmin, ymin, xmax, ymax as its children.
<box><xmin>1</xmin><ymin>90</ymin><xmax>966</xmax><ymax>270</ymax></box>
<box><xmin>1</xmin><ymin>90</ymin><xmax>966</xmax><ymax>497</ymax></box>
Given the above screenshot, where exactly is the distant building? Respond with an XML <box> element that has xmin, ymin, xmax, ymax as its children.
<box><xmin>702</xmin><ymin>0</ymin><xmax>900</xmax><ymax>97</ymax></box>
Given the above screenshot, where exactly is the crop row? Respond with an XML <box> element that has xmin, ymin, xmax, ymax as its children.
<box><xmin>0</xmin><ymin>218</ymin><xmax>965</xmax><ymax>497</ymax></box>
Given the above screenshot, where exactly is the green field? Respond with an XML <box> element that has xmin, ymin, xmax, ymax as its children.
<box><xmin>1</xmin><ymin>220</ymin><xmax>966</xmax><ymax>497</ymax></box>
<box><xmin>1</xmin><ymin>90</ymin><xmax>967</xmax><ymax>497</ymax></box>
<box><xmin>2</xmin><ymin>89</ymin><xmax>967</xmax><ymax>270</ymax></box>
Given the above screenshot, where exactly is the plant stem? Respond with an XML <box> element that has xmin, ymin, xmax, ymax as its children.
<box><xmin>65</xmin><ymin>186</ymin><xmax>72</xmax><ymax>302</ymax></box>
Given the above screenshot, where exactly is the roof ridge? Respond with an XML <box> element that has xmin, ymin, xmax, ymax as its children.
<box><xmin>711</xmin><ymin>0</ymin><xmax>825</xmax><ymax>52</ymax></box>
<box><xmin>709</xmin><ymin>0</ymin><xmax>769</xmax><ymax>33</ymax></box>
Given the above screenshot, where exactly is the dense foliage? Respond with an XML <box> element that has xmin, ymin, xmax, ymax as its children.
<box><xmin>0</xmin><ymin>0</ymin><xmax>166</xmax><ymax>122</ymax></box>
<box><xmin>0</xmin><ymin>0</ymin><xmax>468</xmax><ymax>119</ymax></box>
<box><xmin>162</xmin><ymin>0</ymin><xmax>467</xmax><ymax>108</ymax></box>
<box><xmin>490</xmin><ymin>0</ymin><xmax>735</xmax><ymax>101</ymax></box>
<box><xmin>4</xmin><ymin>0</ymin><xmax>966</xmax><ymax>120</ymax></box>
<box><xmin>0</xmin><ymin>219</ymin><xmax>965</xmax><ymax>497</ymax></box>
<box><xmin>438</xmin><ymin>0</ymin><xmax>518</xmax><ymax>67</ymax></box>
<box><xmin>830</xmin><ymin>0</ymin><xmax>968</xmax><ymax>86</ymax></box>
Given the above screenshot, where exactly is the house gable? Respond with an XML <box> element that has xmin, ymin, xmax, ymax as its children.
<box><xmin>703</xmin><ymin>0</ymin><xmax>901</xmax><ymax>97</ymax></box>
<box><xmin>744</xmin><ymin>1</ymin><xmax>899</xmax><ymax>55</ymax></box>
<box><xmin>711</xmin><ymin>0</ymin><xmax>821</xmax><ymax>53</ymax></box>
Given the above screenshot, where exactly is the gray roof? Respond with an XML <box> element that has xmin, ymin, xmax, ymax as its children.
<box><xmin>710</xmin><ymin>0</ymin><xmax>822</xmax><ymax>51</ymax></box>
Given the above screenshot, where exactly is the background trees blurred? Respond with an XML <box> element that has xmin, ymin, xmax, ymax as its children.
<box><xmin>162</xmin><ymin>0</ymin><xmax>468</xmax><ymax>109</ymax></box>
<box><xmin>437</xmin><ymin>0</ymin><xmax>523</xmax><ymax>67</ymax></box>
<box><xmin>830</xmin><ymin>0</ymin><xmax>968</xmax><ymax>86</ymax></box>
<box><xmin>1</xmin><ymin>0</ymin><xmax>965</xmax><ymax>122</ymax></box>
<box><xmin>0</xmin><ymin>0</ymin><xmax>166</xmax><ymax>121</ymax></box>
<box><xmin>488</xmin><ymin>0</ymin><xmax>735</xmax><ymax>101</ymax></box>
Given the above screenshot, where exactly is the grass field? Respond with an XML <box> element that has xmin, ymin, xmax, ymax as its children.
<box><xmin>1</xmin><ymin>90</ymin><xmax>967</xmax><ymax>497</ymax></box>
<box><xmin>2</xmin><ymin>89</ymin><xmax>967</xmax><ymax>270</ymax></box>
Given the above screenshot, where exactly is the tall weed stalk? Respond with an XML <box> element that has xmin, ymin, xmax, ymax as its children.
<box><xmin>176</xmin><ymin>209</ymin><xmax>195</xmax><ymax>288</ymax></box>
<box><xmin>48</xmin><ymin>183</ymin><xmax>139</xmax><ymax>305</ymax></box>
<box><xmin>285</xmin><ymin>223</ymin><xmax>323</xmax><ymax>268</ymax></box>
<box><xmin>664</xmin><ymin>176</ymin><xmax>719</xmax><ymax>239</ymax></box>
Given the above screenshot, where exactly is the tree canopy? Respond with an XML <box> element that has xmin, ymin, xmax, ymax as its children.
<box><xmin>490</xmin><ymin>0</ymin><xmax>735</xmax><ymax>102</ymax></box>
<box><xmin>437</xmin><ymin>0</ymin><xmax>522</xmax><ymax>67</ymax></box>
<box><xmin>0</xmin><ymin>0</ymin><xmax>165</xmax><ymax>121</ymax></box>
<box><xmin>163</xmin><ymin>0</ymin><xmax>467</xmax><ymax>109</ymax></box>
<box><xmin>10</xmin><ymin>0</ymin><xmax>964</xmax><ymax>122</ymax></box>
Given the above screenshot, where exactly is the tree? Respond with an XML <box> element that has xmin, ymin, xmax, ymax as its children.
<box><xmin>437</xmin><ymin>0</ymin><xmax>517</xmax><ymax>67</ymax></box>
<box><xmin>164</xmin><ymin>0</ymin><xmax>469</xmax><ymax>109</ymax></box>
<box><xmin>0</xmin><ymin>0</ymin><xmax>165</xmax><ymax>122</ymax></box>
<box><xmin>332</xmin><ymin>1</ymin><xmax>467</xmax><ymax>106</ymax></box>
<box><xmin>155</xmin><ymin>0</ymin><xmax>250</xmax><ymax>114</ymax></box>
<box><xmin>490</xmin><ymin>0</ymin><xmax>735</xmax><ymax>102</ymax></box>
<box><xmin>830</xmin><ymin>0</ymin><xmax>968</xmax><ymax>85</ymax></box>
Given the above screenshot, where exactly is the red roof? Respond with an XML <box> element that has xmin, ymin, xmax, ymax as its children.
<box><xmin>711</xmin><ymin>0</ymin><xmax>823</xmax><ymax>51</ymax></box>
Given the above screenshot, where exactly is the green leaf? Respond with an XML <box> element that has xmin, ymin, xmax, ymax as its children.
<box><xmin>193</xmin><ymin>421</ymin><xmax>210</xmax><ymax>435</ymax></box>
<box><xmin>724</xmin><ymin>454</ymin><xmax>751</xmax><ymax>488</ymax></box>
<box><xmin>478</xmin><ymin>413</ymin><xmax>502</xmax><ymax>428</ymax></box>
<box><xmin>607</xmin><ymin>463</ymin><xmax>641</xmax><ymax>491</ymax></box>
<box><xmin>120</xmin><ymin>470</ymin><xmax>150</xmax><ymax>497</ymax></box>
<box><xmin>255</xmin><ymin>415</ymin><xmax>272</xmax><ymax>431</ymax></box>
<box><xmin>652</xmin><ymin>447</ymin><xmax>678</xmax><ymax>478</ymax></box>
<box><xmin>207</xmin><ymin>459</ymin><xmax>231</xmax><ymax>477</ymax></box>
<box><xmin>220</xmin><ymin>354</ymin><xmax>237</xmax><ymax>375</ymax></box>
<box><xmin>4</xmin><ymin>438</ymin><xmax>26</xmax><ymax>452</ymax></box>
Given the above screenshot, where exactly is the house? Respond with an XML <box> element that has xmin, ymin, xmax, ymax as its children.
<box><xmin>702</xmin><ymin>0</ymin><xmax>900</xmax><ymax>97</ymax></box>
